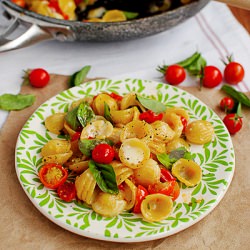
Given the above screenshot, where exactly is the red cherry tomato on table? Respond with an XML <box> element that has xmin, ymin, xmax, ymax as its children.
<box><xmin>39</xmin><ymin>163</ymin><xmax>68</xmax><ymax>189</ymax></box>
<box><xmin>201</xmin><ymin>66</ymin><xmax>223</xmax><ymax>88</ymax></box>
<box><xmin>29</xmin><ymin>68</ymin><xmax>50</xmax><ymax>88</ymax></box>
<box><xmin>139</xmin><ymin>110</ymin><xmax>163</xmax><ymax>123</ymax></box>
<box><xmin>57</xmin><ymin>182</ymin><xmax>76</xmax><ymax>202</ymax></box>
<box><xmin>92</xmin><ymin>143</ymin><xmax>115</xmax><ymax>164</ymax></box>
<box><xmin>223</xmin><ymin>113</ymin><xmax>243</xmax><ymax>134</ymax></box>
<box><xmin>165</xmin><ymin>64</ymin><xmax>186</xmax><ymax>85</ymax></box>
<box><xmin>220</xmin><ymin>97</ymin><xmax>235</xmax><ymax>112</ymax></box>
<box><xmin>224</xmin><ymin>62</ymin><xmax>244</xmax><ymax>85</ymax></box>
<box><xmin>133</xmin><ymin>185</ymin><xmax>149</xmax><ymax>213</ymax></box>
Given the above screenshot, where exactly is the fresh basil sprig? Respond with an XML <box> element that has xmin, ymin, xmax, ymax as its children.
<box><xmin>0</xmin><ymin>93</ymin><xmax>36</xmax><ymax>111</ymax></box>
<box><xmin>157</xmin><ymin>147</ymin><xmax>194</xmax><ymax>170</ymax></box>
<box><xmin>136</xmin><ymin>94</ymin><xmax>166</xmax><ymax>113</ymax></box>
<box><xmin>89</xmin><ymin>160</ymin><xmax>118</xmax><ymax>194</ymax></box>
<box><xmin>221</xmin><ymin>84</ymin><xmax>250</xmax><ymax>108</ymax></box>
<box><xmin>69</xmin><ymin>65</ymin><xmax>91</xmax><ymax>87</ymax></box>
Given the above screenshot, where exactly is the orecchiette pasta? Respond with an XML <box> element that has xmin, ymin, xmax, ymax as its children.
<box><xmin>39</xmin><ymin>91</ymin><xmax>214</xmax><ymax>222</ymax></box>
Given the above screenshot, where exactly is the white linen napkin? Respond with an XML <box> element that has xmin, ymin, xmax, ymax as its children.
<box><xmin>0</xmin><ymin>1</ymin><xmax>250</xmax><ymax>128</ymax></box>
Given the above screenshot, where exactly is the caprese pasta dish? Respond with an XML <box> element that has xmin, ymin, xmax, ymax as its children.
<box><xmin>39</xmin><ymin>91</ymin><xmax>214</xmax><ymax>222</ymax></box>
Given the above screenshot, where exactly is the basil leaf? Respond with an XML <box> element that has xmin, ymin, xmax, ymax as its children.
<box><xmin>177</xmin><ymin>51</ymin><xmax>202</xmax><ymax>68</ymax></box>
<box><xmin>0</xmin><ymin>93</ymin><xmax>35</xmax><ymax>111</ymax></box>
<box><xmin>136</xmin><ymin>94</ymin><xmax>166</xmax><ymax>113</ymax></box>
<box><xmin>79</xmin><ymin>139</ymin><xmax>114</xmax><ymax>157</ymax></box>
<box><xmin>124</xmin><ymin>11</ymin><xmax>139</xmax><ymax>20</ymax></box>
<box><xmin>104</xmin><ymin>102</ymin><xmax>113</xmax><ymax>124</ymax></box>
<box><xmin>157</xmin><ymin>147</ymin><xmax>194</xmax><ymax>169</ymax></box>
<box><xmin>77</xmin><ymin>102</ymin><xmax>95</xmax><ymax>127</ymax></box>
<box><xmin>221</xmin><ymin>84</ymin><xmax>250</xmax><ymax>108</ymax></box>
<box><xmin>69</xmin><ymin>65</ymin><xmax>91</xmax><ymax>87</ymax></box>
<box><xmin>186</xmin><ymin>54</ymin><xmax>207</xmax><ymax>76</ymax></box>
<box><xmin>89</xmin><ymin>160</ymin><xmax>118</xmax><ymax>194</ymax></box>
<box><xmin>65</xmin><ymin>106</ymin><xmax>81</xmax><ymax>131</ymax></box>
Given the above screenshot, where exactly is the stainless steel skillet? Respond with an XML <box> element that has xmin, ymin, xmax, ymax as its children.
<box><xmin>0</xmin><ymin>0</ymin><xmax>210</xmax><ymax>52</ymax></box>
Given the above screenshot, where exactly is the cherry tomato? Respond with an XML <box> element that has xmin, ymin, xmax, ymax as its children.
<box><xmin>139</xmin><ymin>110</ymin><xmax>163</xmax><ymax>123</ymax></box>
<box><xmin>224</xmin><ymin>62</ymin><xmax>245</xmax><ymax>85</ymax></box>
<box><xmin>11</xmin><ymin>0</ymin><xmax>25</xmax><ymax>8</ymax></box>
<box><xmin>57</xmin><ymin>182</ymin><xmax>76</xmax><ymax>202</ymax></box>
<box><xmin>92</xmin><ymin>143</ymin><xmax>115</xmax><ymax>164</ymax></box>
<box><xmin>108</xmin><ymin>92</ymin><xmax>123</xmax><ymax>101</ymax></box>
<box><xmin>160</xmin><ymin>168</ymin><xmax>176</xmax><ymax>182</ymax></box>
<box><xmin>39</xmin><ymin>163</ymin><xmax>68</xmax><ymax>189</ymax></box>
<box><xmin>165</xmin><ymin>64</ymin><xmax>186</xmax><ymax>85</ymax></box>
<box><xmin>29</xmin><ymin>68</ymin><xmax>50</xmax><ymax>88</ymax></box>
<box><xmin>71</xmin><ymin>132</ymin><xmax>81</xmax><ymax>142</ymax></box>
<box><xmin>133</xmin><ymin>185</ymin><xmax>148</xmax><ymax>213</ymax></box>
<box><xmin>180</xmin><ymin>116</ymin><xmax>188</xmax><ymax>133</ymax></box>
<box><xmin>223</xmin><ymin>113</ymin><xmax>243</xmax><ymax>134</ymax></box>
<box><xmin>201</xmin><ymin>66</ymin><xmax>223</xmax><ymax>88</ymax></box>
<box><xmin>220</xmin><ymin>97</ymin><xmax>235</xmax><ymax>112</ymax></box>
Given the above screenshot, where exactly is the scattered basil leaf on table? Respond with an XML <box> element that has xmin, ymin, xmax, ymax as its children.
<box><xmin>69</xmin><ymin>65</ymin><xmax>91</xmax><ymax>87</ymax></box>
<box><xmin>221</xmin><ymin>84</ymin><xmax>250</xmax><ymax>108</ymax></box>
<box><xmin>89</xmin><ymin>160</ymin><xmax>119</xmax><ymax>194</ymax></box>
<box><xmin>0</xmin><ymin>93</ymin><xmax>36</xmax><ymax>111</ymax></box>
<box><xmin>136</xmin><ymin>94</ymin><xmax>166</xmax><ymax>113</ymax></box>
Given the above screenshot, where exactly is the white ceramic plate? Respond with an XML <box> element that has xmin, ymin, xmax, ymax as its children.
<box><xmin>15</xmin><ymin>78</ymin><xmax>235</xmax><ymax>242</ymax></box>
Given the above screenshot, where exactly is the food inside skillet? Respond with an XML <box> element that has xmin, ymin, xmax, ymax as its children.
<box><xmin>11</xmin><ymin>0</ymin><xmax>195</xmax><ymax>22</ymax></box>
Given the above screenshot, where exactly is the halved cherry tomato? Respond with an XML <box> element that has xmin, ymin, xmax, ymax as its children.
<box><xmin>165</xmin><ymin>64</ymin><xmax>186</xmax><ymax>85</ymax></box>
<box><xmin>92</xmin><ymin>143</ymin><xmax>115</xmax><ymax>164</ymax></box>
<box><xmin>224</xmin><ymin>62</ymin><xmax>245</xmax><ymax>85</ymax></box>
<box><xmin>201</xmin><ymin>66</ymin><xmax>222</xmax><ymax>88</ymax></box>
<box><xmin>39</xmin><ymin>163</ymin><xmax>68</xmax><ymax>189</ymax></box>
<box><xmin>139</xmin><ymin>110</ymin><xmax>163</xmax><ymax>124</ymax></box>
<box><xmin>223</xmin><ymin>113</ymin><xmax>243</xmax><ymax>134</ymax></box>
<box><xmin>57</xmin><ymin>182</ymin><xmax>76</xmax><ymax>202</ymax></box>
<box><xmin>133</xmin><ymin>185</ymin><xmax>148</xmax><ymax>213</ymax></box>
<box><xmin>160</xmin><ymin>168</ymin><xmax>176</xmax><ymax>182</ymax></box>
<box><xmin>220</xmin><ymin>97</ymin><xmax>235</xmax><ymax>113</ymax></box>
<box><xmin>11</xmin><ymin>0</ymin><xmax>25</xmax><ymax>8</ymax></box>
<box><xmin>109</xmin><ymin>92</ymin><xmax>123</xmax><ymax>101</ymax></box>
<box><xmin>29</xmin><ymin>68</ymin><xmax>50</xmax><ymax>88</ymax></box>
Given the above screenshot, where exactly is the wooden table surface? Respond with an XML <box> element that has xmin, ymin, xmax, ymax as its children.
<box><xmin>229</xmin><ymin>6</ymin><xmax>250</xmax><ymax>33</ymax></box>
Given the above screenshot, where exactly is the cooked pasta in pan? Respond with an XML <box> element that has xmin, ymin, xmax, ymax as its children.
<box><xmin>39</xmin><ymin>91</ymin><xmax>214</xmax><ymax>222</ymax></box>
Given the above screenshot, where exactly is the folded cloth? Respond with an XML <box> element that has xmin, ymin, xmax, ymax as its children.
<box><xmin>0</xmin><ymin>2</ymin><xmax>250</xmax><ymax>129</ymax></box>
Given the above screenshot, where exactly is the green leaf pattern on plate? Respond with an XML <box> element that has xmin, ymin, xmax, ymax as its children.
<box><xmin>15</xmin><ymin>79</ymin><xmax>235</xmax><ymax>242</ymax></box>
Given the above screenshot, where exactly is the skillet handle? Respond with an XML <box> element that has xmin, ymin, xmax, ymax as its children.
<box><xmin>0</xmin><ymin>22</ymin><xmax>53</xmax><ymax>53</ymax></box>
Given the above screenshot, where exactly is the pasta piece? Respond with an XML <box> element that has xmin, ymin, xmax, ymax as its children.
<box><xmin>41</xmin><ymin>139</ymin><xmax>71</xmax><ymax>157</ymax></box>
<box><xmin>45</xmin><ymin>113</ymin><xmax>65</xmax><ymax>135</ymax></box>
<box><xmin>151</xmin><ymin>120</ymin><xmax>175</xmax><ymax>143</ymax></box>
<box><xmin>141</xmin><ymin>194</ymin><xmax>173</xmax><ymax>222</ymax></box>
<box><xmin>133</xmin><ymin>159</ymin><xmax>161</xmax><ymax>187</ymax></box>
<box><xmin>92</xmin><ymin>192</ymin><xmax>126</xmax><ymax>217</ymax></box>
<box><xmin>119</xmin><ymin>138</ymin><xmax>150</xmax><ymax>169</ymax></box>
<box><xmin>132</xmin><ymin>106</ymin><xmax>141</xmax><ymax>120</ymax></box>
<box><xmin>171</xmin><ymin>159</ymin><xmax>202</xmax><ymax>187</ymax></box>
<box><xmin>92</xmin><ymin>93</ymin><xmax>118</xmax><ymax>116</ymax></box>
<box><xmin>185</xmin><ymin>120</ymin><xmax>214</xmax><ymax>144</ymax></box>
<box><xmin>164</xmin><ymin>112</ymin><xmax>183</xmax><ymax>139</ymax></box>
<box><xmin>42</xmin><ymin>151</ymin><xmax>73</xmax><ymax>165</ymax></box>
<box><xmin>122</xmin><ymin>179</ymin><xmax>137</xmax><ymax>211</ymax></box>
<box><xmin>69</xmin><ymin>97</ymin><xmax>93</xmax><ymax>110</ymax></box>
<box><xmin>111</xmin><ymin>161</ymin><xmax>133</xmax><ymax>185</ymax></box>
<box><xmin>75</xmin><ymin>168</ymin><xmax>97</xmax><ymax>205</ymax></box>
<box><xmin>107</xmin><ymin>127</ymin><xmax>123</xmax><ymax>144</ymax></box>
<box><xmin>110</xmin><ymin>107</ymin><xmax>134</xmax><ymax>125</ymax></box>
<box><xmin>80</xmin><ymin>120</ymin><xmax>113</xmax><ymax>139</ymax></box>
<box><xmin>63</xmin><ymin>121</ymin><xmax>76</xmax><ymax>137</ymax></box>
<box><xmin>120</xmin><ymin>120</ymin><xmax>154</xmax><ymax>143</ymax></box>
<box><xmin>165</xmin><ymin>107</ymin><xmax>189</xmax><ymax>121</ymax></box>
<box><xmin>120</xmin><ymin>93</ymin><xmax>146</xmax><ymax>111</ymax></box>
<box><xmin>165</xmin><ymin>138</ymin><xmax>190</xmax><ymax>153</ymax></box>
<box><xmin>148</xmin><ymin>140</ymin><xmax>166</xmax><ymax>155</ymax></box>
<box><xmin>67</xmin><ymin>160</ymin><xmax>89</xmax><ymax>174</ymax></box>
